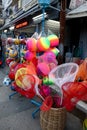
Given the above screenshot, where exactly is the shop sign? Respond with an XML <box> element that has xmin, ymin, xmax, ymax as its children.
<box><xmin>15</xmin><ymin>21</ymin><xmax>28</xmax><ymax>29</ymax></box>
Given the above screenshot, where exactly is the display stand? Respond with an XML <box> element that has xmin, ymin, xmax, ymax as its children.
<box><xmin>29</xmin><ymin>0</ymin><xmax>51</xmax><ymax>118</ymax></box>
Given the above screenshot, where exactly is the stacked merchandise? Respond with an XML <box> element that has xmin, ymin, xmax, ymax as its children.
<box><xmin>3</xmin><ymin>32</ymin><xmax>87</xmax><ymax>130</ymax></box>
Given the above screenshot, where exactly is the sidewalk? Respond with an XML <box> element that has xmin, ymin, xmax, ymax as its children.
<box><xmin>0</xmin><ymin>66</ymin><xmax>83</xmax><ymax>130</ymax></box>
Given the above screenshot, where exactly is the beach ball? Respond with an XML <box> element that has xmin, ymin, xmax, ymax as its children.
<box><xmin>47</xmin><ymin>34</ymin><xmax>59</xmax><ymax>47</ymax></box>
<box><xmin>24</xmin><ymin>51</ymin><xmax>36</xmax><ymax>61</ymax></box>
<box><xmin>37</xmin><ymin>37</ymin><xmax>50</xmax><ymax>52</ymax></box>
<box><xmin>26</xmin><ymin>38</ymin><xmax>37</xmax><ymax>52</ymax></box>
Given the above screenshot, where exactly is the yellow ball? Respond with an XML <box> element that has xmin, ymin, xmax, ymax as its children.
<box><xmin>14</xmin><ymin>39</ymin><xmax>21</xmax><ymax>45</ymax></box>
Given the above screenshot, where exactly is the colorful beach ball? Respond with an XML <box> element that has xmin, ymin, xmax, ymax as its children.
<box><xmin>37</xmin><ymin>37</ymin><xmax>50</xmax><ymax>52</ymax></box>
<box><xmin>47</xmin><ymin>34</ymin><xmax>59</xmax><ymax>47</ymax></box>
<box><xmin>26</xmin><ymin>38</ymin><xmax>37</xmax><ymax>52</ymax></box>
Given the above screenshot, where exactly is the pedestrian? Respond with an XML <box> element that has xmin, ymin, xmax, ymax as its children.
<box><xmin>1</xmin><ymin>33</ymin><xmax>7</xmax><ymax>67</ymax></box>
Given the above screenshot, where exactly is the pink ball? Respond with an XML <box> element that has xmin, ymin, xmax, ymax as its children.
<box><xmin>37</xmin><ymin>62</ymin><xmax>50</xmax><ymax>76</ymax></box>
<box><xmin>47</xmin><ymin>34</ymin><xmax>59</xmax><ymax>47</ymax></box>
<box><xmin>26</xmin><ymin>38</ymin><xmax>37</xmax><ymax>52</ymax></box>
<box><xmin>37</xmin><ymin>37</ymin><xmax>50</xmax><ymax>52</ymax></box>
<box><xmin>24</xmin><ymin>51</ymin><xmax>35</xmax><ymax>61</ymax></box>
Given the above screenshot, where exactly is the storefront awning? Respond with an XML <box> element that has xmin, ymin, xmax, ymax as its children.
<box><xmin>66</xmin><ymin>2</ymin><xmax>87</xmax><ymax>19</ymax></box>
<box><xmin>0</xmin><ymin>5</ymin><xmax>40</xmax><ymax>30</ymax></box>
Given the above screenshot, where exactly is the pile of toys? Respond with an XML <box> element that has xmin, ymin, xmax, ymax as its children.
<box><xmin>3</xmin><ymin>32</ymin><xmax>87</xmax><ymax>112</ymax></box>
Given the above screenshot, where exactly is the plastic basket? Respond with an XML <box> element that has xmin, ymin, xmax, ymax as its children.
<box><xmin>40</xmin><ymin>107</ymin><xmax>66</xmax><ymax>130</ymax></box>
<box><xmin>38</xmin><ymin>0</ymin><xmax>50</xmax><ymax>6</ymax></box>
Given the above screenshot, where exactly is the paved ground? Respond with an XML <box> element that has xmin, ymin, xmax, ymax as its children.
<box><xmin>0</xmin><ymin>66</ymin><xmax>83</xmax><ymax>130</ymax></box>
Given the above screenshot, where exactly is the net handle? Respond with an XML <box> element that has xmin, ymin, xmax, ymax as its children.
<box><xmin>33</xmin><ymin>75</ymin><xmax>44</xmax><ymax>100</ymax></box>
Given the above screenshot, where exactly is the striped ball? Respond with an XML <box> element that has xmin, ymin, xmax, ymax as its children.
<box><xmin>37</xmin><ymin>37</ymin><xmax>50</xmax><ymax>52</ymax></box>
<box><xmin>47</xmin><ymin>34</ymin><xmax>59</xmax><ymax>47</ymax></box>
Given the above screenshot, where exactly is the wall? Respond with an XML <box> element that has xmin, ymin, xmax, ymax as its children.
<box><xmin>79</xmin><ymin>18</ymin><xmax>87</xmax><ymax>59</ymax></box>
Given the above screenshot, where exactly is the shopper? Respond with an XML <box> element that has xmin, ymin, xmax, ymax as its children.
<box><xmin>1</xmin><ymin>33</ymin><xmax>7</xmax><ymax>67</ymax></box>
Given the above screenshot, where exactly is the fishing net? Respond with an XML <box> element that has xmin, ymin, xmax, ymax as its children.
<box><xmin>62</xmin><ymin>81</ymin><xmax>87</xmax><ymax>111</ymax></box>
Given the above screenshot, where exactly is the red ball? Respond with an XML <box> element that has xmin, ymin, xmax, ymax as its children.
<box><xmin>8</xmin><ymin>71</ymin><xmax>15</xmax><ymax>80</ymax></box>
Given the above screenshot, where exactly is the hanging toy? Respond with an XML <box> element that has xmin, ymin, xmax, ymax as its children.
<box><xmin>47</xmin><ymin>34</ymin><xmax>59</xmax><ymax>47</ymax></box>
<box><xmin>49</xmin><ymin>47</ymin><xmax>60</xmax><ymax>56</ymax></box>
<box><xmin>7</xmin><ymin>37</ymin><xmax>13</xmax><ymax>44</ymax></box>
<box><xmin>14</xmin><ymin>39</ymin><xmax>21</xmax><ymax>45</ymax></box>
<box><xmin>9</xmin><ymin>49</ymin><xmax>18</xmax><ymax>58</ymax></box>
<box><xmin>20</xmin><ymin>39</ymin><xmax>26</xmax><ymax>44</ymax></box>
<box><xmin>26</xmin><ymin>38</ymin><xmax>37</xmax><ymax>52</ymax></box>
<box><xmin>37</xmin><ymin>62</ymin><xmax>50</xmax><ymax>76</ymax></box>
<box><xmin>37</xmin><ymin>37</ymin><xmax>50</xmax><ymax>52</ymax></box>
<box><xmin>24</xmin><ymin>50</ymin><xmax>36</xmax><ymax>61</ymax></box>
<box><xmin>43</xmin><ymin>77</ymin><xmax>54</xmax><ymax>85</ymax></box>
